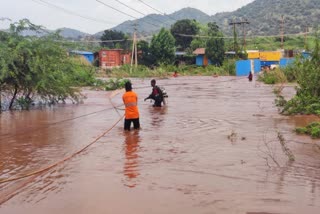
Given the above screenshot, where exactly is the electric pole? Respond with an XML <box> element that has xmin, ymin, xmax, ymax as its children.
<box><xmin>130</xmin><ymin>22</ymin><xmax>138</xmax><ymax>69</ymax></box>
<box><xmin>242</xmin><ymin>19</ymin><xmax>249</xmax><ymax>50</ymax></box>
<box><xmin>135</xmin><ymin>31</ymin><xmax>138</xmax><ymax>68</ymax></box>
<box><xmin>229</xmin><ymin>19</ymin><xmax>250</xmax><ymax>52</ymax></box>
<box><xmin>281</xmin><ymin>15</ymin><xmax>284</xmax><ymax>50</ymax></box>
<box><xmin>304</xmin><ymin>26</ymin><xmax>309</xmax><ymax>50</ymax></box>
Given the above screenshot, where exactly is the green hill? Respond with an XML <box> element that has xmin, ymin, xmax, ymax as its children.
<box><xmin>95</xmin><ymin>0</ymin><xmax>320</xmax><ymax>37</ymax></box>
<box><xmin>213</xmin><ymin>0</ymin><xmax>320</xmax><ymax>36</ymax></box>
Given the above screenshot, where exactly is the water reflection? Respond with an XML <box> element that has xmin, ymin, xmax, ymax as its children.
<box><xmin>123</xmin><ymin>130</ymin><xmax>141</xmax><ymax>188</ymax></box>
<box><xmin>148</xmin><ymin>106</ymin><xmax>168</xmax><ymax>128</ymax></box>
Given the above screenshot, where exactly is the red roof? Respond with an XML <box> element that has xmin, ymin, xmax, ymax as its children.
<box><xmin>193</xmin><ymin>48</ymin><xmax>206</xmax><ymax>55</ymax></box>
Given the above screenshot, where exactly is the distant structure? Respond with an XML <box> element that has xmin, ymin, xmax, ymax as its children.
<box><xmin>69</xmin><ymin>50</ymin><xmax>94</xmax><ymax>64</ymax></box>
<box><xmin>193</xmin><ymin>48</ymin><xmax>212</xmax><ymax>66</ymax></box>
<box><xmin>99</xmin><ymin>49</ymin><xmax>131</xmax><ymax>68</ymax></box>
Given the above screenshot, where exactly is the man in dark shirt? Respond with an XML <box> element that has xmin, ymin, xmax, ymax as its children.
<box><xmin>144</xmin><ymin>79</ymin><xmax>163</xmax><ymax>107</ymax></box>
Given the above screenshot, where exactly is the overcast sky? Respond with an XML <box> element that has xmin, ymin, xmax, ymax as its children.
<box><xmin>0</xmin><ymin>0</ymin><xmax>254</xmax><ymax>34</ymax></box>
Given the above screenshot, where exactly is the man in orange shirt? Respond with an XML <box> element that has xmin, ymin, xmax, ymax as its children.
<box><xmin>122</xmin><ymin>81</ymin><xmax>140</xmax><ymax>131</ymax></box>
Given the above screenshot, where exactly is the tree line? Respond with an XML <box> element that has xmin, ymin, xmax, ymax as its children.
<box><xmin>100</xmin><ymin>19</ymin><xmax>227</xmax><ymax>67</ymax></box>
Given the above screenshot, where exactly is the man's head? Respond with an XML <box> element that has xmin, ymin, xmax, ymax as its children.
<box><xmin>125</xmin><ymin>81</ymin><xmax>132</xmax><ymax>92</ymax></box>
<box><xmin>151</xmin><ymin>79</ymin><xmax>156</xmax><ymax>87</ymax></box>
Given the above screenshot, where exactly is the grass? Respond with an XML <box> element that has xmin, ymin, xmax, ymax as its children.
<box><xmin>96</xmin><ymin>62</ymin><xmax>236</xmax><ymax>79</ymax></box>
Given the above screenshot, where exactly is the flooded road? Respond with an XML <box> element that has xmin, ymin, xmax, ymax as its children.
<box><xmin>1</xmin><ymin>76</ymin><xmax>320</xmax><ymax>214</ymax></box>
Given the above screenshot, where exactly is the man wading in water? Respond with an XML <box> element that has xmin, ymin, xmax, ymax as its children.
<box><xmin>144</xmin><ymin>79</ymin><xmax>164</xmax><ymax>107</ymax></box>
<box><xmin>122</xmin><ymin>81</ymin><xmax>140</xmax><ymax>131</ymax></box>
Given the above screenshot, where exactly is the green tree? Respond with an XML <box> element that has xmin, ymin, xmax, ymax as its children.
<box><xmin>137</xmin><ymin>40</ymin><xmax>155</xmax><ymax>66</ymax></box>
<box><xmin>0</xmin><ymin>19</ymin><xmax>95</xmax><ymax>111</ymax></box>
<box><xmin>100</xmin><ymin>30</ymin><xmax>131</xmax><ymax>50</ymax></box>
<box><xmin>205</xmin><ymin>22</ymin><xmax>225</xmax><ymax>66</ymax></box>
<box><xmin>150</xmin><ymin>28</ymin><xmax>176</xmax><ymax>65</ymax></box>
<box><xmin>170</xmin><ymin>19</ymin><xmax>199</xmax><ymax>50</ymax></box>
<box><xmin>190</xmin><ymin>23</ymin><xmax>208</xmax><ymax>50</ymax></box>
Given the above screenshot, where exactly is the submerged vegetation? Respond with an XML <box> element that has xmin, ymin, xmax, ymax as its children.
<box><xmin>296</xmin><ymin>122</ymin><xmax>320</xmax><ymax>138</ymax></box>
<box><xmin>259</xmin><ymin>34</ymin><xmax>320</xmax><ymax>117</ymax></box>
<box><xmin>258</xmin><ymin>34</ymin><xmax>320</xmax><ymax>139</ymax></box>
<box><xmin>281</xmin><ymin>35</ymin><xmax>320</xmax><ymax>116</ymax></box>
<box><xmin>0</xmin><ymin>20</ymin><xmax>97</xmax><ymax>111</ymax></box>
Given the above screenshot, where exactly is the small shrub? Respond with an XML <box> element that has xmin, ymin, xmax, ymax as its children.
<box><xmin>282</xmin><ymin>64</ymin><xmax>298</xmax><ymax>82</ymax></box>
<box><xmin>295</xmin><ymin>122</ymin><xmax>320</xmax><ymax>138</ymax></box>
<box><xmin>105</xmin><ymin>78</ymin><xmax>130</xmax><ymax>91</ymax></box>
<box><xmin>275</xmin><ymin>95</ymin><xmax>287</xmax><ymax>107</ymax></box>
<box><xmin>258</xmin><ymin>69</ymin><xmax>287</xmax><ymax>84</ymax></box>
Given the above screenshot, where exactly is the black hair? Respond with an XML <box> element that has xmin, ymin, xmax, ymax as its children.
<box><xmin>125</xmin><ymin>81</ymin><xmax>132</xmax><ymax>91</ymax></box>
<box><xmin>151</xmin><ymin>79</ymin><xmax>156</xmax><ymax>84</ymax></box>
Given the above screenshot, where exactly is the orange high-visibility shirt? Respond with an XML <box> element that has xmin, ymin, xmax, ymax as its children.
<box><xmin>122</xmin><ymin>91</ymin><xmax>139</xmax><ymax>119</ymax></box>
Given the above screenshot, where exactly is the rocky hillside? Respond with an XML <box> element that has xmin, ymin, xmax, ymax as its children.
<box><xmin>212</xmin><ymin>0</ymin><xmax>320</xmax><ymax>36</ymax></box>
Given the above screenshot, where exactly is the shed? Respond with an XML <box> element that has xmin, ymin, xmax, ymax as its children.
<box><xmin>193</xmin><ymin>48</ymin><xmax>212</xmax><ymax>66</ymax></box>
<box><xmin>69</xmin><ymin>51</ymin><xmax>94</xmax><ymax>63</ymax></box>
<box><xmin>99</xmin><ymin>49</ymin><xmax>123</xmax><ymax>68</ymax></box>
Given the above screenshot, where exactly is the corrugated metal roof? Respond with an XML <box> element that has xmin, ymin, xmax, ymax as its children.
<box><xmin>70</xmin><ymin>50</ymin><xmax>93</xmax><ymax>55</ymax></box>
<box><xmin>100</xmin><ymin>49</ymin><xmax>123</xmax><ymax>51</ymax></box>
<box><xmin>175</xmin><ymin>51</ymin><xmax>186</xmax><ymax>56</ymax></box>
<box><xmin>193</xmin><ymin>48</ymin><xmax>205</xmax><ymax>55</ymax></box>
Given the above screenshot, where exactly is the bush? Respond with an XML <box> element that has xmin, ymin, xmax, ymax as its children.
<box><xmin>105</xmin><ymin>78</ymin><xmax>129</xmax><ymax>91</ymax></box>
<box><xmin>222</xmin><ymin>59</ymin><xmax>236</xmax><ymax>75</ymax></box>
<box><xmin>258</xmin><ymin>69</ymin><xmax>287</xmax><ymax>84</ymax></box>
<box><xmin>281</xmin><ymin>35</ymin><xmax>320</xmax><ymax>115</ymax></box>
<box><xmin>282</xmin><ymin>63</ymin><xmax>298</xmax><ymax>82</ymax></box>
<box><xmin>295</xmin><ymin>122</ymin><xmax>320</xmax><ymax>138</ymax></box>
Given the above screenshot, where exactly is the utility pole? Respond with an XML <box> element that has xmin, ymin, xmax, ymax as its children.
<box><xmin>304</xmin><ymin>26</ymin><xmax>309</xmax><ymax>50</ymax></box>
<box><xmin>242</xmin><ymin>19</ymin><xmax>249</xmax><ymax>50</ymax></box>
<box><xmin>229</xmin><ymin>20</ymin><xmax>238</xmax><ymax>51</ymax></box>
<box><xmin>229</xmin><ymin>19</ymin><xmax>250</xmax><ymax>51</ymax></box>
<box><xmin>281</xmin><ymin>15</ymin><xmax>284</xmax><ymax>50</ymax></box>
<box><xmin>134</xmin><ymin>30</ymin><xmax>138</xmax><ymax>68</ymax></box>
<box><xmin>130</xmin><ymin>22</ymin><xmax>138</xmax><ymax>73</ymax></box>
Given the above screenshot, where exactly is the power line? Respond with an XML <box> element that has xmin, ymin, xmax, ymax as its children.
<box><xmin>137</xmin><ymin>0</ymin><xmax>163</xmax><ymax>14</ymax></box>
<box><xmin>54</xmin><ymin>35</ymin><xmax>153</xmax><ymax>43</ymax></box>
<box><xmin>176</xmin><ymin>32</ymin><xmax>312</xmax><ymax>39</ymax></box>
<box><xmin>96</xmin><ymin>0</ymin><xmax>159</xmax><ymax>28</ymax></box>
<box><xmin>113</xmin><ymin>0</ymin><xmax>166</xmax><ymax>26</ymax></box>
<box><xmin>136</xmin><ymin>0</ymin><xmax>178</xmax><ymax>22</ymax></box>
<box><xmin>30</xmin><ymin>0</ymin><xmax>115</xmax><ymax>26</ymax></box>
<box><xmin>176</xmin><ymin>33</ymin><xmax>237</xmax><ymax>39</ymax></box>
<box><xmin>56</xmin><ymin>39</ymin><xmax>131</xmax><ymax>43</ymax></box>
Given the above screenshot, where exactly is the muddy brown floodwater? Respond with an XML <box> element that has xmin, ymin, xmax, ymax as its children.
<box><xmin>1</xmin><ymin>76</ymin><xmax>320</xmax><ymax>214</ymax></box>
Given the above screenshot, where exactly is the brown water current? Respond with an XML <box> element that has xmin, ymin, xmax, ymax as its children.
<box><xmin>1</xmin><ymin>76</ymin><xmax>320</xmax><ymax>214</ymax></box>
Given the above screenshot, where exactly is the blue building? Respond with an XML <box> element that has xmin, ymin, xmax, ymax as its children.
<box><xmin>193</xmin><ymin>48</ymin><xmax>212</xmax><ymax>66</ymax></box>
<box><xmin>236</xmin><ymin>59</ymin><xmax>261</xmax><ymax>76</ymax></box>
<box><xmin>69</xmin><ymin>50</ymin><xmax>94</xmax><ymax>63</ymax></box>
